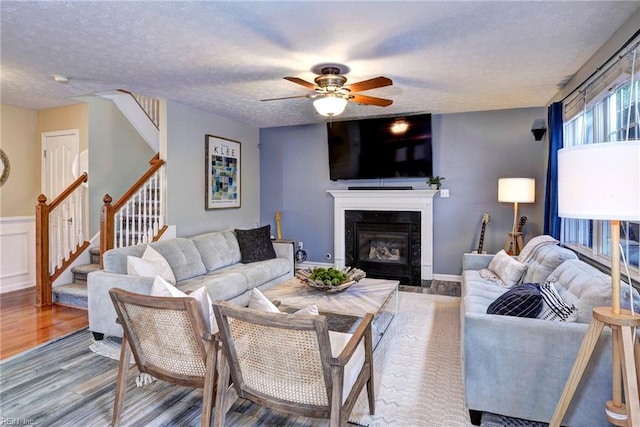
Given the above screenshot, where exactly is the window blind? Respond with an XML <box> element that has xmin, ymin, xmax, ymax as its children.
<box><xmin>564</xmin><ymin>38</ymin><xmax>640</xmax><ymax>120</ymax></box>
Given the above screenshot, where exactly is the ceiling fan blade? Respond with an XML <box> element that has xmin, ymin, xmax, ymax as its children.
<box><xmin>350</xmin><ymin>93</ymin><xmax>393</xmax><ymax>107</ymax></box>
<box><xmin>261</xmin><ymin>94</ymin><xmax>310</xmax><ymax>102</ymax></box>
<box><xmin>347</xmin><ymin>76</ymin><xmax>393</xmax><ymax>93</ymax></box>
<box><xmin>284</xmin><ymin>77</ymin><xmax>317</xmax><ymax>90</ymax></box>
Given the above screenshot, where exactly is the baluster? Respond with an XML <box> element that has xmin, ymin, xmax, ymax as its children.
<box><xmin>78</xmin><ymin>188</ymin><xmax>84</xmax><ymax>243</ymax></box>
<box><xmin>135</xmin><ymin>192</ymin><xmax>141</xmax><ymax>244</ymax></box>
<box><xmin>117</xmin><ymin>209</ymin><xmax>122</xmax><ymax>249</ymax></box>
<box><xmin>157</xmin><ymin>171</ymin><xmax>164</xmax><ymax>230</ymax></box>
<box><xmin>124</xmin><ymin>203</ymin><xmax>130</xmax><ymax>247</ymax></box>
<box><xmin>142</xmin><ymin>182</ymin><xmax>148</xmax><ymax>243</ymax></box>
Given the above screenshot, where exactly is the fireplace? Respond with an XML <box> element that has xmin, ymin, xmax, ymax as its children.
<box><xmin>327</xmin><ymin>189</ymin><xmax>437</xmax><ymax>284</ymax></box>
<box><xmin>345</xmin><ymin>210</ymin><xmax>421</xmax><ymax>285</ymax></box>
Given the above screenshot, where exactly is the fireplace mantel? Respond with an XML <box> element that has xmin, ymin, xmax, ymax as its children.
<box><xmin>327</xmin><ymin>189</ymin><xmax>437</xmax><ymax>281</ymax></box>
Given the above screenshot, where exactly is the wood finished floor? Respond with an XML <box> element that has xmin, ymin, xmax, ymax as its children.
<box><xmin>0</xmin><ymin>287</ymin><xmax>88</xmax><ymax>360</ymax></box>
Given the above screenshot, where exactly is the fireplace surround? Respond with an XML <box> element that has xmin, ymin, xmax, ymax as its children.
<box><xmin>327</xmin><ymin>189</ymin><xmax>437</xmax><ymax>283</ymax></box>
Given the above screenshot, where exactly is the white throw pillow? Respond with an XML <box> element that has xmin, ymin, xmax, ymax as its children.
<box><xmin>295</xmin><ymin>304</ymin><xmax>319</xmax><ymax>315</ymax></box>
<box><xmin>479</xmin><ymin>268</ymin><xmax>506</xmax><ymax>287</ymax></box>
<box><xmin>127</xmin><ymin>246</ymin><xmax>176</xmax><ymax>284</ymax></box>
<box><xmin>487</xmin><ymin>250</ymin><xmax>528</xmax><ymax>288</ymax></box>
<box><xmin>150</xmin><ymin>276</ymin><xmax>217</xmax><ymax>334</ymax></box>
<box><xmin>537</xmin><ymin>278</ymin><xmax>578</xmax><ymax>322</ymax></box>
<box><xmin>248</xmin><ymin>288</ymin><xmax>280</xmax><ymax>313</ymax></box>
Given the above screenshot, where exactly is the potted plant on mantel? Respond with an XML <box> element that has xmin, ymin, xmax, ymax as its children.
<box><xmin>427</xmin><ymin>176</ymin><xmax>445</xmax><ymax>190</ymax></box>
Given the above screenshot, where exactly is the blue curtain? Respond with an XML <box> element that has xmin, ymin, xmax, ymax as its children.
<box><xmin>543</xmin><ymin>102</ymin><xmax>563</xmax><ymax>238</ymax></box>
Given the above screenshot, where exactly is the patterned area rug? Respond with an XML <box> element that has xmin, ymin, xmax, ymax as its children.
<box><xmin>348</xmin><ymin>293</ymin><xmax>470</xmax><ymax>426</ymax></box>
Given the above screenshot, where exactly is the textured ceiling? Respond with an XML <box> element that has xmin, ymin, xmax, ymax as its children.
<box><xmin>2</xmin><ymin>1</ymin><xmax>639</xmax><ymax>128</ymax></box>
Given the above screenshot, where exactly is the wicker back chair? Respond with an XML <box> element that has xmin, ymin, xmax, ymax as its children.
<box><xmin>212</xmin><ymin>301</ymin><xmax>375</xmax><ymax>427</ymax></box>
<box><xmin>108</xmin><ymin>288</ymin><xmax>218</xmax><ymax>427</ymax></box>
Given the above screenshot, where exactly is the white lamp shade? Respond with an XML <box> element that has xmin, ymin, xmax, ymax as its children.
<box><xmin>558</xmin><ymin>141</ymin><xmax>640</xmax><ymax>220</ymax></box>
<box><xmin>498</xmin><ymin>178</ymin><xmax>536</xmax><ymax>203</ymax></box>
<box><xmin>313</xmin><ymin>95</ymin><xmax>348</xmax><ymax>117</ymax></box>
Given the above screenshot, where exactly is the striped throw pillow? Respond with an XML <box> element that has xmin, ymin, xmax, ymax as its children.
<box><xmin>487</xmin><ymin>283</ymin><xmax>542</xmax><ymax>318</ymax></box>
<box><xmin>537</xmin><ymin>278</ymin><xmax>578</xmax><ymax>322</ymax></box>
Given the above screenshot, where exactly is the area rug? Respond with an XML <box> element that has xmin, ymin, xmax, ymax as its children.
<box><xmin>348</xmin><ymin>293</ymin><xmax>470</xmax><ymax>426</ymax></box>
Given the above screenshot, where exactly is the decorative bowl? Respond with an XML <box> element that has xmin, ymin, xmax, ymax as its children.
<box><xmin>295</xmin><ymin>266</ymin><xmax>366</xmax><ymax>293</ymax></box>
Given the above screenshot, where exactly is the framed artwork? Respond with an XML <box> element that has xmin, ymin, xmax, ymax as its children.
<box><xmin>205</xmin><ymin>134</ymin><xmax>241</xmax><ymax>210</ymax></box>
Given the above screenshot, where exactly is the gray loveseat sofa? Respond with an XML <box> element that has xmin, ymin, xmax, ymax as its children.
<box><xmin>88</xmin><ymin>229</ymin><xmax>294</xmax><ymax>339</ymax></box>
<box><xmin>461</xmin><ymin>240</ymin><xmax>639</xmax><ymax>426</ymax></box>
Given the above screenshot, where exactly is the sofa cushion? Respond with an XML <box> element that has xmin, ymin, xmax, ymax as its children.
<box><xmin>487</xmin><ymin>250</ymin><xmax>528</xmax><ymax>287</ymax></box>
<box><xmin>487</xmin><ymin>283</ymin><xmax>542</xmax><ymax>318</ymax></box>
<box><xmin>177</xmin><ymin>270</ymin><xmax>249</xmax><ymax>302</ymax></box>
<box><xmin>103</xmin><ymin>245</ymin><xmax>147</xmax><ymax>274</ymax></box>
<box><xmin>537</xmin><ymin>278</ymin><xmax>578</xmax><ymax>322</ymax></box>
<box><xmin>521</xmin><ymin>243</ymin><xmax>578</xmax><ymax>285</ymax></box>
<box><xmin>127</xmin><ymin>246</ymin><xmax>176</xmax><ymax>284</ymax></box>
<box><xmin>190</xmin><ymin>230</ymin><xmax>241</xmax><ymax>272</ymax></box>
<box><xmin>149</xmin><ymin>238</ymin><xmax>207</xmax><ymax>282</ymax></box>
<box><xmin>234</xmin><ymin>225</ymin><xmax>276</xmax><ymax>263</ymax></box>
<box><xmin>229</xmin><ymin>258</ymin><xmax>292</xmax><ymax>289</ymax></box>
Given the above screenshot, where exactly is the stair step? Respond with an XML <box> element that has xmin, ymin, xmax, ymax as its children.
<box><xmin>89</xmin><ymin>246</ymin><xmax>101</xmax><ymax>265</ymax></box>
<box><xmin>52</xmin><ymin>282</ymin><xmax>87</xmax><ymax>309</ymax></box>
<box><xmin>71</xmin><ymin>263</ymin><xmax>101</xmax><ymax>285</ymax></box>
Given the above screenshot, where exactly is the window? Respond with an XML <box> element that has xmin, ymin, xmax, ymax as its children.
<box><xmin>562</xmin><ymin>78</ymin><xmax>640</xmax><ymax>278</ymax></box>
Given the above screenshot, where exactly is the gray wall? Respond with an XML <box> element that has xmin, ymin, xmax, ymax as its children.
<box><xmin>260</xmin><ymin>107</ymin><xmax>547</xmax><ymax>276</ymax></box>
<box><xmin>165</xmin><ymin>101</ymin><xmax>261</xmax><ymax>237</ymax></box>
<box><xmin>88</xmin><ymin>97</ymin><xmax>154</xmax><ymax>236</ymax></box>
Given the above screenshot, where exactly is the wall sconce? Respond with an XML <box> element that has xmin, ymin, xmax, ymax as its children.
<box><xmin>531</xmin><ymin>119</ymin><xmax>547</xmax><ymax>141</ymax></box>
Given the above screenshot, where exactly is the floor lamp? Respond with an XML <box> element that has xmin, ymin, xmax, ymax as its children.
<box><xmin>550</xmin><ymin>141</ymin><xmax>640</xmax><ymax>427</ymax></box>
<box><xmin>498</xmin><ymin>178</ymin><xmax>535</xmax><ymax>255</ymax></box>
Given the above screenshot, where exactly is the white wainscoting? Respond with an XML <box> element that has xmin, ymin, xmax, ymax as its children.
<box><xmin>0</xmin><ymin>216</ymin><xmax>36</xmax><ymax>293</ymax></box>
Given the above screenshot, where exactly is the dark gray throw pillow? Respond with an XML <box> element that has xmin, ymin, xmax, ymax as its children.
<box><xmin>234</xmin><ymin>225</ymin><xmax>277</xmax><ymax>263</ymax></box>
<box><xmin>487</xmin><ymin>282</ymin><xmax>542</xmax><ymax>318</ymax></box>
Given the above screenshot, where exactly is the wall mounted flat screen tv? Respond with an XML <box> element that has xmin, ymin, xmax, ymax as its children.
<box><xmin>327</xmin><ymin>113</ymin><xmax>432</xmax><ymax>180</ymax></box>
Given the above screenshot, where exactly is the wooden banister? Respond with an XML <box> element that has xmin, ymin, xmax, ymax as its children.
<box><xmin>112</xmin><ymin>154</ymin><xmax>164</xmax><ymax>211</ymax></box>
<box><xmin>35</xmin><ymin>173</ymin><xmax>89</xmax><ymax>306</ymax></box>
<box><xmin>100</xmin><ymin>154</ymin><xmax>166</xmax><ymax>267</ymax></box>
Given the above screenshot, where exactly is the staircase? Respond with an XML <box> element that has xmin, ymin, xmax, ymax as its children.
<box><xmin>52</xmin><ymin>247</ymin><xmax>100</xmax><ymax>308</ymax></box>
<box><xmin>36</xmin><ymin>91</ymin><xmax>165</xmax><ymax>309</ymax></box>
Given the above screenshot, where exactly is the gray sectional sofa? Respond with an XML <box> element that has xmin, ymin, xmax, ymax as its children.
<box><xmin>461</xmin><ymin>240</ymin><xmax>639</xmax><ymax>426</ymax></box>
<box><xmin>88</xmin><ymin>229</ymin><xmax>294</xmax><ymax>339</ymax></box>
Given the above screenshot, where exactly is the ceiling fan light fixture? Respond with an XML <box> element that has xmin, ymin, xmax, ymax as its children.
<box><xmin>313</xmin><ymin>95</ymin><xmax>348</xmax><ymax>117</ymax></box>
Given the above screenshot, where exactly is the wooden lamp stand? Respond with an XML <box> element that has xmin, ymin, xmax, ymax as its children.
<box><xmin>550</xmin><ymin>220</ymin><xmax>640</xmax><ymax>427</ymax></box>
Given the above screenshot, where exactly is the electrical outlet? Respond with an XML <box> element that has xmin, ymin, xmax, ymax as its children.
<box><xmin>440</xmin><ymin>188</ymin><xmax>450</xmax><ymax>198</ymax></box>
<box><xmin>299</xmin><ymin>241</ymin><xmax>304</xmax><ymax>249</ymax></box>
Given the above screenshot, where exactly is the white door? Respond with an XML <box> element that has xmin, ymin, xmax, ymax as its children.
<box><xmin>42</xmin><ymin>130</ymin><xmax>79</xmax><ymax>269</ymax></box>
<box><xmin>42</xmin><ymin>130</ymin><xmax>79</xmax><ymax>200</ymax></box>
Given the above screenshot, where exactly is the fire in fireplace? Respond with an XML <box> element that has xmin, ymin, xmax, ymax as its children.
<box><xmin>345</xmin><ymin>210</ymin><xmax>421</xmax><ymax>285</ymax></box>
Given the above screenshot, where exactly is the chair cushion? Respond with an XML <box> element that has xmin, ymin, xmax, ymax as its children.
<box><xmin>127</xmin><ymin>246</ymin><xmax>176</xmax><ymax>284</ymax></box>
<box><xmin>329</xmin><ymin>330</ymin><xmax>366</xmax><ymax>404</ymax></box>
<box><xmin>487</xmin><ymin>283</ymin><xmax>542</xmax><ymax>318</ymax></box>
<box><xmin>234</xmin><ymin>225</ymin><xmax>277</xmax><ymax>263</ymax></box>
<box><xmin>150</xmin><ymin>276</ymin><xmax>217</xmax><ymax>334</ymax></box>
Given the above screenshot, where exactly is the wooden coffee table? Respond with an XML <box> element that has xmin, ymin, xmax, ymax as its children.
<box><xmin>263</xmin><ymin>277</ymin><xmax>398</xmax><ymax>348</ymax></box>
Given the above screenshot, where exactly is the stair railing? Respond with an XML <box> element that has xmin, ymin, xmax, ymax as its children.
<box><xmin>35</xmin><ymin>172</ymin><xmax>90</xmax><ymax>306</ymax></box>
<box><xmin>100</xmin><ymin>154</ymin><xmax>167</xmax><ymax>267</ymax></box>
<box><xmin>118</xmin><ymin>89</ymin><xmax>159</xmax><ymax>129</ymax></box>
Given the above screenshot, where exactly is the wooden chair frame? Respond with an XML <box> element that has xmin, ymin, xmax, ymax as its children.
<box><xmin>109</xmin><ymin>288</ymin><xmax>218</xmax><ymax>427</ymax></box>
<box><xmin>213</xmin><ymin>301</ymin><xmax>375</xmax><ymax>426</ymax></box>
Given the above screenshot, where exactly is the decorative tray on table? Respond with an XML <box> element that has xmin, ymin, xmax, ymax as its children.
<box><xmin>295</xmin><ymin>266</ymin><xmax>366</xmax><ymax>292</ymax></box>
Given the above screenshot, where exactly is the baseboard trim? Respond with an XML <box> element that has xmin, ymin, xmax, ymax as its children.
<box><xmin>433</xmin><ymin>273</ymin><xmax>461</xmax><ymax>282</ymax></box>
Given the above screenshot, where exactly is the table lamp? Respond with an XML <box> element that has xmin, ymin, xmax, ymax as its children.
<box><xmin>551</xmin><ymin>141</ymin><xmax>640</xmax><ymax>426</ymax></box>
<box><xmin>498</xmin><ymin>177</ymin><xmax>535</xmax><ymax>255</ymax></box>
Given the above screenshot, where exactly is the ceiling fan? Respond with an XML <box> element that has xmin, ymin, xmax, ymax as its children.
<box><xmin>261</xmin><ymin>66</ymin><xmax>393</xmax><ymax>117</ymax></box>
